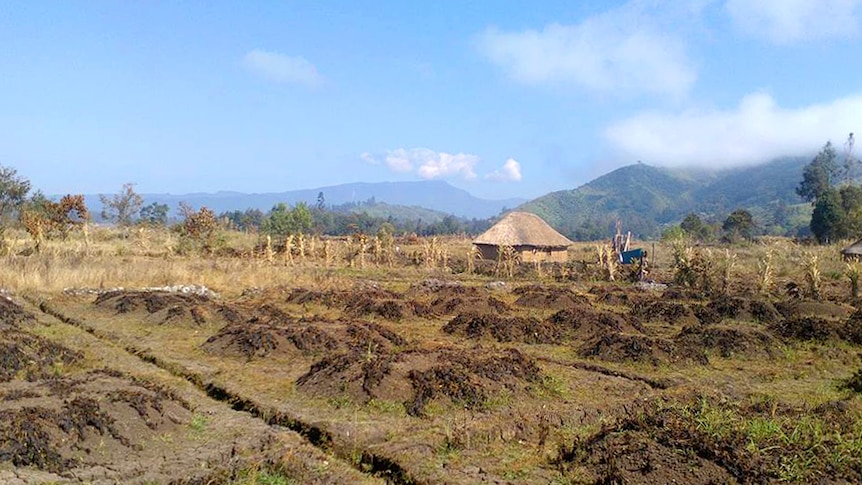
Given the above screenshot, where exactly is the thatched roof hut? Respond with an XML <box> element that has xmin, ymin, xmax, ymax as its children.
<box><xmin>473</xmin><ymin>211</ymin><xmax>573</xmax><ymax>263</ymax></box>
<box><xmin>841</xmin><ymin>239</ymin><xmax>862</xmax><ymax>261</ymax></box>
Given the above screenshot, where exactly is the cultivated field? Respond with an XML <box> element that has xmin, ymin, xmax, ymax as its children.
<box><xmin>1</xmin><ymin>228</ymin><xmax>861</xmax><ymax>484</ymax></box>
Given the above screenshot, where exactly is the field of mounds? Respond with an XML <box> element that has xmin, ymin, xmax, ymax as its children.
<box><xmin>202</xmin><ymin>313</ymin><xmax>406</xmax><ymax>360</ymax></box>
<box><xmin>8</xmin><ymin>237</ymin><xmax>862</xmax><ymax>485</ymax></box>
<box><xmin>297</xmin><ymin>346</ymin><xmax>542</xmax><ymax>416</ymax></box>
<box><xmin>280</xmin><ymin>280</ymin><xmax>513</xmax><ymax>320</ymax></box>
<box><xmin>0</xmin><ymin>295</ymin><xmax>381</xmax><ymax>484</ymax></box>
<box><xmin>0</xmin><ymin>370</ymin><xmax>193</xmax><ymax>476</ymax></box>
<box><xmin>442</xmin><ymin>304</ymin><xmax>643</xmax><ymax>345</ymax></box>
<box><xmin>511</xmin><ymin>284</ymin><xmax>590</xmax><ymax>310</ymax></box>
<box><xmin>555</xmin><ymin>394</ymin><xmax>862</xmax><ymax>484</ymax></box>
<box><xmin>92</xmin><ymin>289</ymin><xmax>233</xmax><ymax>326</ymax></box>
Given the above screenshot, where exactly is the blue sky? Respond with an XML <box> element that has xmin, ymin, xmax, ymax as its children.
<box><xmin>1</xmin><ymin>1</ymin><xmax>861</xmax><ymax>200</ymax></box>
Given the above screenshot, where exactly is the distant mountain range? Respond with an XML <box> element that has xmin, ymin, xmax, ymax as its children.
<box><xmin>82</xmin><ymin>180</ymin><xmax>525</xmax><ymax>221</ymax></box>
<box><xmin>518</xmin><ymin>157</ymin><xmax>812</xmax><ymax>240</ymax></box>
<box><xmin>79</xmin><ymin>157</ymin><xmax>817</xmax><ymax>239</ymax></box>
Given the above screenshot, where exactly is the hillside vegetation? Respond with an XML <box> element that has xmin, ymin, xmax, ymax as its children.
<box><xmin>520</xmin><ymin>157</ymin><xmax>810</xmax><ymax>240</ymax></box>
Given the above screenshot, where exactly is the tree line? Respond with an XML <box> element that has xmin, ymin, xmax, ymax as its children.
<box><xmin>0</xmin><ymin>170</ymin><xmax>492</xmax><ymax>245</ymax></box>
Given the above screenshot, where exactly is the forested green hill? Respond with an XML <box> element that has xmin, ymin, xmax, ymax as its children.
<box><xmin>519</xmin><ymin>157</ymin><xmax>810</xmax><ymax>240</ymax></box>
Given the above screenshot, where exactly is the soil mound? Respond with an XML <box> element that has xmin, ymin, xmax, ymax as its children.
<box><xmin>775</xmin><ymin>300</ymin><xmax>854</xmax><ymax>321</ymax></box>
<box><xmin>557</xmin><ymin>396</ymin><xmax>862</xmax><ymax>484</ymax></box>
<box><xmin>285</xmin><ymin>287</ymin><xmax>413</xmax><ymax>320</ymax></box>
<box><xmin>631</xmin><ymin>301</ymin><xmax>698</xmax><ymax>326</ymax></box>
<box><xmin>417</xmin><ymin>294</ymin><xmax>510</xmax><ymax>318</ymax></box>
<box><xmin>841</xmin><ymin>310</ymin><xmax>862</xmax><ymax>345</ymax></box>
<box><xmin>512</xmin><ymin>285</ymin><xmax>589</xmax><ymax>311</ymax></box>
<box><xmin>0</xmin><ymin>298</ymin><xmax>34</xmax><ymax>328</ymax></box>
<box><xmin>769</xmin><ymin>316</ymin><xmax>845</xmax><ymax>342</ymax></box>
<box><xmin>405</xmin><ymin>280</ymin><xmax>510</xmax><ymax>317</ymax></box>
<box><xmin>284</xmin><ymin>288</ymin><xmax>342</xmax><ymax>306</ymax></box>
<box><xmin>578</xmin><ymin>333</ymin><xmax>707</xmax><ymax>365</ymax></box>
<box><xmin>93</xmin><ymin>290</ymin><xmax>219</xmax><ymax>325</ymax></box>
<box><xmin>0</xmin><ymin>328</ymin><xmax>81</xmax><ymax>382</ymax></box>
<box><xmin>547</xmin><ymin>307</ymin><xmax>645</xmax><ymax>340</ymax></box>
<box><xmin>0</xmin><ymin>370</ymin><xmax>191</xmax><ymax>474</ymax></box>
<box><xmin>296</xmin><ymin>347</ymin><xmax>542</xmax><ymax>416</ymax></box>
<box><xmin>557</xmin><ymin>429</ymin><xmax>739</xmax><ymax>485</ymax></box>
<box><xmin>441</xmin><ymin>313</ymin><xmax>556</xmax><ymax>344</ymax></box>
<box><xmin>406</xmin><ymin>279</ymin><xmax>482</xmax><ymax>298</ymax></box>
<box><xmin>343</xmin><ymin>295</ymin><xmax>413</xmax><ymax>320</ymax></box>
<box><xmin>694</xmin><ymin>297</ymin><xmax>782</xmax><ymax>325</ymax></box>
<box><xmin>590</xmin><ymin>286</ymin><xmax>647</xmax><ymax>307</ymax></box>
<box><xmin>443</xmin><ymin>307</ymin><xmax>641</xmax><ymax>344</ymax></box>
<box><xmin>674</xmin><ymin>325</ymin><xmax>778</xmax><ymax>359</ymax></box>
<box><xmin>202</xmin><ymin>314</ymin><xmax>406</xmax><ymax>360</ymax></box>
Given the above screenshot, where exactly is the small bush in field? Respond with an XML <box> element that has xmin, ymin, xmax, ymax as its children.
<box><xmin>179</xmin><ymin>204</ymin><xmax>218</xmax><ymax>253</ymax></box>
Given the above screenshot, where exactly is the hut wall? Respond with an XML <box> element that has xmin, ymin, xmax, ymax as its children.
<box><xmin>476</xmin><ymin>244</ymin><xmax>500</xmax><ymax>261</ymax></box>
<box><xmin>516</xmin><ymin>246</ymin><xmax>569</xmax><ymax>263</ymax></box>
<box><xmin>474</xmin><ymin>244</ymin><xmax>570</xmax><ymax>263</ymax></box>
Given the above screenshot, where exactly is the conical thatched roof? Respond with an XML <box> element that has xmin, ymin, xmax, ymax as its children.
<box><xmin>842</xmin><ymin>239</ymin><xmax>862</xmax><ymax>255</ymax></box>
<box><xmin>473</xmin><ymin>211</ymin><xmax>573</xmax><ymax>248</ymax></box>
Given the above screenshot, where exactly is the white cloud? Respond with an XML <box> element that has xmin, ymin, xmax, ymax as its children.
<box><xmin>476</xmin><ymin>1</ymin><xmax>696</xmax><ymax>98</ymax></box>
<box><xmin>486</xmin><ymin>158</ymin><xmax>523</xmax><ymax>182</ymax></box>
<box><xmin>360</xmin><ymin>152</ymin><xmax>378</xmax><ymax>165</ymax></box>
<box><xmin>605</xmin><ymin>92</ymin><xmax>862</xmax><ymax>167</ymax></box>
<box><xmin>384</xmin><ymin>148</ymin><xmax>424</xmax><ymax>173</ymax></box>
<box><xmin>242</xmin><ymin>49</ymin><xmax>323</xmax><ymax>87</ymax></box>
<box><xmin>363</xmin><ymin>148</ymin><xmax>479</xmax><ymax>180</ymax></box>
<box><xmin>725</xmin><ymin>0</ymin><xmax>862</xmax><ymax>43</ymax></box>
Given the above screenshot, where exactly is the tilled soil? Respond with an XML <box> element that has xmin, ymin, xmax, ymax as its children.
<box><xmin>559</xmin><ymin>429</ymin><xmax>739</xmax><ymax>485</ymax></box>
<box><xmin>578</xmin><ymin>332</ymin><xmax>708</xmax><ymax>365</ymax></box>
<box><xmin>0</xmin><ymin>327</ymin><xmax>81</xmax><ymax>382</ymax></box>
<box><xmin>631</xmin><ymin>300</ymin><xmax>700</xmax><ymax>326</ymax></box>
<box><xmin>674</xmin><ymin>324</ymin><xmax>778</xmax><ymax>359</ymax></box>
<box><xmin>511</xmin><ymin>285</ymin><xmax>590</xmax><ymax>311</ymax></box>
<box><xmin>296</xmin><ymin>347</ymin><xmax>543</xmax><ymax>416</ymax></box>
<box><xmin>92</xmin><ymin>290</ymin><xmax>231</xmax><ymax>326</ymax></box>
<box><xmin>557</xmin><ymin>396</ymin><xmax>862</xmax><ymax>484</ymax></box>
<box><xmin>442</xmin><ymin>305</ymin><xmax>643</xmax><ymax>344</ymax></box>
<box><xmin>202</xmin><ymin>314</ymin><xmax>406</xmax><ymax>359</ymax></box>
<box><xmin>0</xmin><ymin>370</ymin><xmax>192</xmax><ymax>475</ymax></box>
<box><xmin>695</xmin><ymin>296</ymin><xmax>783</xmax><ymax>325</ymax></box>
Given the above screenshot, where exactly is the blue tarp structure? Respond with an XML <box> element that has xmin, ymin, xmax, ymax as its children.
<box><xmin>620</xmin><ymin>248</ymin><xmax>643</xmax><ymax>264</ymax></box>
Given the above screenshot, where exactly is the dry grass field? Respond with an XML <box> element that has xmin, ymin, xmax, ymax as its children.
<box><xmin>1</xmin><ymin>227</ymin><xmax>861</xmax><ymax>484</ymax></box>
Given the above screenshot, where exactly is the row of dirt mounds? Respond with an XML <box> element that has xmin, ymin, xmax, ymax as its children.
<box><xmin>0</xmin><ymin>327</ymin><xmax>82</xmax><ymax>382</ymax></box>
<box><xmin>578</xmin><ymin>332</ymin><xmax>709</xmax><ymax>366</ymax></box>
<box><xmin>92</xmin><ymin>290</ymin><xmax>233</xmax><ymax>326</ymax></box>
<box><xmin>286</xmin><ymin>286</ymin><xmax>415</xmax><ymax>320</ymax></box>
<box><xmin>0</xmin><ymin>297</ymin><xmax>80</xmax><ymax>382</ymax></box>
<box><xmin>558</xmin><ymin>429</ymin><xmax>738</xmax><ymax>485</ymax></box>
<box><xmin>631</xmin><ymin>300</ymin><xmax>699</xmax><ymax>326</ymax></box>
<box><xmin>693</xmin><ymin>296</ymin><xmax>783</xmax><ymax>325</ymax></box>
<box><xmin>443</xmin><ymin>306</ymin><xmax>643</xmax><ymax>345</ymax></box>
<box><xmin>202</xmin><ymin>311</ymin><xmax>407</xmax><ymax>360</ymax></box>
<box><xmin>769</xmin><ymin>314</ymin><xmax>862</xmax><ymax>345</ymax></box>
<box><xmin>296</xmin><ymin>346</ymin><xmax>543</xmax><ymax>416</ymax></box>
<box><xmin>511</xmin><ymin>285</ymin><xmax>589</xmax><ymax>311</ymax></box>
<box><xmin>0</xmin><ymin>369</ymin><xmax>193</xmax><ymax>478</ymax></box>
<box><xmin>285</xmin><ymin>282</ymin><xmax>514</xmax><ymax>320</ymax></box>
<box><xmin>555</xmin><ymin>396</ymin><xmax>862</xmax><ymax>485</ymax></box>
<box><xmin>589</xmin><ymin>286</ymin><xmax>649</xmax><ymax>307</ymax></box>
<box><xmin>775</xmin><ymin>299</ymin><xmax>855</xmax><ymax>321</ymax></box>
<box><xmin>9</xmin><ymin>292</ymin><xmax>384</xmax><ymax>484</ymax></box>
<box><xmin>443</xmin><ymin>304</ymin><xmax>786</xmax><ymax>365</ymax></box>
<box><xmin>673</xmin><ymin>324</ymin><xmax>778</xmax><ymax>359</ymax></box>
<box><xmin>0</xmin><ymin>297</ymin><xmax>35</xmax><ymax>328</ymax></box>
